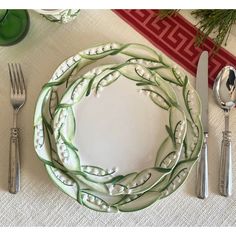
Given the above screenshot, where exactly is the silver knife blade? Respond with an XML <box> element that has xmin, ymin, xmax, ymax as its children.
<box><xmin>196</xmin><ymin>51</ymin><xmax>208</xmax><ymax>132</ymax></box>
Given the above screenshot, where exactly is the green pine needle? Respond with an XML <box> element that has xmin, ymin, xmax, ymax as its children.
<box><xmin>158</xmin><ymin>10</ymin><xmax>180</xmax><ymax>19</ymax></box>
<box><xmin>192</xmin><ymin>10</ymin><xmax>236</xmax><ymax>50</ymax></box>
<box><xmin>159</xmin><ymin>10</ymin><xmax>236</xmax><ymax>51</ymax></box>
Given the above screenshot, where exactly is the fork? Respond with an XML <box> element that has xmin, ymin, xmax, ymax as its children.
<box><xmin>8</xmin><ymin>63</ymin><xmax>26</xmax><ymax>194</ymax></box>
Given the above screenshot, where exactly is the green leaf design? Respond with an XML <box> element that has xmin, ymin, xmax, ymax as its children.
<box><xmin>81</xmin><ymin>191</ymin><xmax>118</xmax><ymax>213</ymax></box>
<box><xmin>115</xmin><ymin>191</ymin><xmax>162</xmax><ymax>212</ymax></box>
<box><xmin>46</xmin><ymin>165</ymin><xmax>78</xmax><ymax>199</ymax></box>
<box><xmin>75</xmin><ymin>175</ymin><xmax>109</xmax><ymax>194</ymax></box>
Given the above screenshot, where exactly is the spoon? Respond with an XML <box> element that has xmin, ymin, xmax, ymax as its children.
<box><xmin>213</xmin><ymin>66</ymin><xmax>236</xmax><ymax>197</ymax></box>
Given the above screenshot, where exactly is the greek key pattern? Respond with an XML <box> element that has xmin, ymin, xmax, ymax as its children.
<box><xmin>113</xmin><ymin>9</ymin><xmax>236</xmax><ymax>87</ymax></box>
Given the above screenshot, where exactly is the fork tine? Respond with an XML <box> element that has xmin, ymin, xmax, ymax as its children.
<box><xmin>14</xmin><ymin>63</ymin><xmax>21</xmax><ymax>94</ymax></box>
<box><xmin>17</xmin><ymin>64</ymin><xmax>25</xmax><ymax>93</ymax></box>
<box><xmin>8</xmin><ymin>63</ymin><xmax>14</xmax><ymax>93</ymax></box>
<box><xmin>11</xmin><ymin>63</ymin><xmax>20</xmax><ymax>94</ymax></box>
<box><xmin>15</xmin><ymin>64</ymin><xmax>23</xmax><ymax>94</ymax></box>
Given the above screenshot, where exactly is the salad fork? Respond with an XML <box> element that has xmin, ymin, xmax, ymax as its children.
<box><xmin>8</xmin><ymin>63</ymin><xmax>26</xmax><ymax>194</ymax></box>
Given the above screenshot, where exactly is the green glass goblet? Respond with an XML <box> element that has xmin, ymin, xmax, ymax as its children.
<box><xmin>0</xmin><ymin>10</ymin><xmax>30</xmax><ymax>46</ymax></box>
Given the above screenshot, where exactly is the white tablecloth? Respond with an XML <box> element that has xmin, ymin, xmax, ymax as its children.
<box><xmin>1</xmin><ymin>9</ymin><xmax>236</xmax><ymax>227</ymax></box>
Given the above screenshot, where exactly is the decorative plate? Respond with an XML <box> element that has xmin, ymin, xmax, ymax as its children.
<box><xmin>34</xmin><ymin>9</ymin><xmax>80</xmax><ymax>23</ymax></box>
<box><xmin>34</xmin><ymin>43</ymin><xmax>203</xmax><ymax>212</ymax></box>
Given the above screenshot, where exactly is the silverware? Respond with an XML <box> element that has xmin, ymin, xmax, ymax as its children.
<box><xmin>8</xmin><ymin>63</ymin><xmax>26</xmax><ymax>194</ymax></box>
<box><xmin>196</xmin><ymin>51</ymin><xmax>209</xmax><ymax>199</ymax></box>
<box><xmin>213</xmin><ymin>66</ymin><xmax>236</xmax><ymax>197</ymax></box>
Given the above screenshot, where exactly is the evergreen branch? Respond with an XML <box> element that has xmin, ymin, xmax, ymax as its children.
<box><xmin>158</xmin><ymin>10</ymin><xmax>180</xmax><ymax>19</ymax></box>
<box><xmin>158</xmin><ymin>9</ymin><xmax>236</xmax><ymax>52</ymax></box>
<box><xmin>192</xmin><ymin>10</ymin><xmax>236</xmax><ymax>50</ymax></box>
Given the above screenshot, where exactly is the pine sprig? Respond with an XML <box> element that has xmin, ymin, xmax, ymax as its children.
<box><xmin>158</xmin><ymin>10</ymin><xmax>180</xmax><ymax>19</ymax></box>
<box><xmin>192</xmin><ymin>10</ymin><xmax>236</xmax><ymax>49</ymax></box>
<box><xmin>159</xmin><ymin>10</ymin><xmax>236</xmax><ymax>51</ymax></box>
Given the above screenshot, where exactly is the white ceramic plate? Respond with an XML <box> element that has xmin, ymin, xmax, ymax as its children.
<box><xmin>34</xmin><ymin>43</ymin><xmax>203</xmax><ymax>212</ymax></box>
<box><xmin>75</xmin><ymin>76</ymin><xmax>169</xmax><ymax>175</ymax></box>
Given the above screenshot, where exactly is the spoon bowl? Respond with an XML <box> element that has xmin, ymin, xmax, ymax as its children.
<box><xmin>214</xmin><ymin>66</ymin><xmax>236</xmax><ymax>110</ymax></box>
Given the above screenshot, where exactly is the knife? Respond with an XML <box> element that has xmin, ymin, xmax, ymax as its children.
<box><xmin>196</xmin><ymin>51</ymin><xmax>209</xmax><ymax>199</ymax></box>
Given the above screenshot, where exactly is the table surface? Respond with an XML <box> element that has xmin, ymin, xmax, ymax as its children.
<box><xmin>1</xmin><ymin>9</ymin><xmax>236</xmax><ymax>227</ymax></box>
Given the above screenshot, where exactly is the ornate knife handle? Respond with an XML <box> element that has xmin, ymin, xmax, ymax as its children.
<box><xmin>196</xmin><ymin>132</ymin><xmax>208</xmax><ymax>199</ymax></box>
<box><xmin>8</xmin><ymin>128</ymin><xmax>20</xmax><ymax>194</ymax></box>
<box><xmin>219</xmin><ymin>131</ymin><xmax>232</xmax><ymax>197</ymax></box>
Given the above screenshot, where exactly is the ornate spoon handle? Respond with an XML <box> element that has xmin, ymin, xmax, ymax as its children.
<box><xmin>219</xmin><ymin>130</ymin><xmax>232</xmax><ymax>197</ymax></box>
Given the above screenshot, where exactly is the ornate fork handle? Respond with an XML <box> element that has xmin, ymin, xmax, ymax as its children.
<box><xmin>8</xmin><ymin>128</ymin><xmax>20</xmax><ymax>194</ymax></box>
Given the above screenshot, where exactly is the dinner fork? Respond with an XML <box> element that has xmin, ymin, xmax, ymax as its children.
<box><xmin>8</xmin><ymin>63</ymin><xmax>26</xmax><ymax>194</ymax></box>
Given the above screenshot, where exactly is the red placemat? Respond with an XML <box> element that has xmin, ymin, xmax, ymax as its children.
<box><xmin>113</xmin><ymin>9</ymin><xmax>236</xmax><ymax>88</ymax></box>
